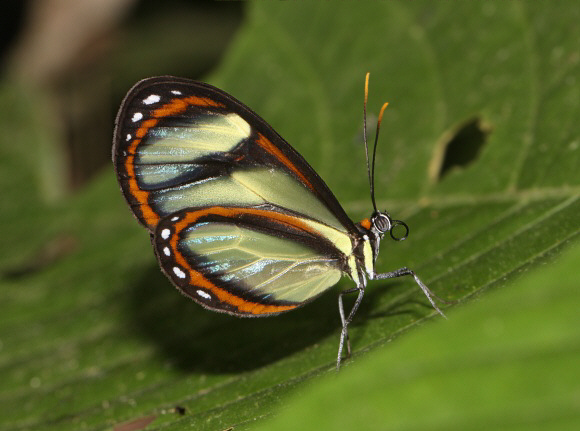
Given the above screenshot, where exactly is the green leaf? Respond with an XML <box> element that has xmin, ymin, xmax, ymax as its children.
<box><xmin>249</xmin><ymin>241</ymin><xmax>580</xmax><ymax>431</ymax></box>
<box><xmin>0</xmin><ymin>2</ymin><xmax>578</xmax><ymax>430</ymax></box>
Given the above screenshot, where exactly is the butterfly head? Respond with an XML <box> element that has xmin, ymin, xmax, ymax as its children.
<box><xmin>371</xmin><ymin>211</ymin><xmax>408</xmax><ymax>239</ymax></box>
<box><xmin>363</xmin><ymin>211</ymin><xmax>410</xmax><ymax>262</ymax></box>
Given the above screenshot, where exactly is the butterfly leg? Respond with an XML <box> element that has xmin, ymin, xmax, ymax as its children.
<box><xmin>336</xmin><ymin>285</ymin><xmax>365</xmax><ymax>371</ymax></box>
<box><xmin>372</xmin><ymin>267</ymin><xmax>447</xmax><ymax>319</ymax></box>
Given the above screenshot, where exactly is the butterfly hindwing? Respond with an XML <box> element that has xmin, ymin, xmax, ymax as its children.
<box><xmin>113</xmin><ymin>76</ymin><xmax>355</xmax><ymax>234</ymax></box>
<box><xmin>153</xmin><ymin>206</ymin><xmax>349</xmax><ymax>316</ymax></box>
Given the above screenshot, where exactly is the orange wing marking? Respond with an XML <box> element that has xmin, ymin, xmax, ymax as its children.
<box><xmin>255</xmin><ymin>133</ymin><xmax>315</xmax><ymax>192</ymax></box>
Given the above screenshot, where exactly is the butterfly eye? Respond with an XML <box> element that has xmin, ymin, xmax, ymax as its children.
<box><xmin>372</xmin><ymin>212</ymin><xmax>392</xmax><ymax>233</ymax></box>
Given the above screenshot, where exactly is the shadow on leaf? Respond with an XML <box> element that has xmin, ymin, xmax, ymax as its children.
<box><xmin>123</xmin><ymin>264</ymin><xmax>431</xmax><ymax>373</ymax></box>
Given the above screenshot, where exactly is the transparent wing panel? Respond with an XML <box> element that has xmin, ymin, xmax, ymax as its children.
<box><xmin>180</xmin><ymin>221</ymin><xmax>343</xmax><ymax>303</ymax></box>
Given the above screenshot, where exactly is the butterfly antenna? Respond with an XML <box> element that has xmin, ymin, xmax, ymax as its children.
<box><xmin>363</xmin><ymin>73</ymin><xmax>377</xmax><ymax>212</ymax></box>
<box><xmin>371</xmin><ymin>101</ymin><xmax>389</xmax><ymax>212</ymax></box>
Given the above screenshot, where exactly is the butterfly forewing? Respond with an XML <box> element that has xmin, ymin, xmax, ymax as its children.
<box><xmin>113</xmin><ymin>76</ymin><xmax>355</xmax><ymax>234</ymax></box>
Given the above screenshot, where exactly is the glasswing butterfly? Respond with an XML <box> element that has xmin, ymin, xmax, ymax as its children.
<box><xmin>113</xmin><ymin>73</ymin><xmax>446</xmax><ymax>370</ymax></box>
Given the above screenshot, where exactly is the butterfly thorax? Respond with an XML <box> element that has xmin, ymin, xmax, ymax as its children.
<box><xmin>345</xmin><ymin>221</ymin><xmax>377</xmax><ymax>287</ymax></box>
<box><xmin>351</xmin><ymin>210</ymin><xmax>397</xmax><ymax>282</ymax></box>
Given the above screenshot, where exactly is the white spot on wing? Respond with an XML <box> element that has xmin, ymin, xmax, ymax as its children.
<box><xmin>126</xmin><ymin>133</ymin><xmax>131</xmax><ymax>141</ymax></box>
<box><xmin>171</xmin><ymin>216</ymin><xmax>179</xmax><ymax>222</ymax></box>
<box><xmin>173</xmin><ymin>266</ymin><xmax>186</xmax><ymax>279</ymax></box>
<box><xmin>163</xmin><ymin>246</ymin><xmax>171</xmax><ymax>256</ymax></box>
<box><xmin>161</xmin><ymin>228</ymin><xmax>171</xmax><ymax>240</ymax></box>
<box><xmin>171</xmin><ymin>90</ymin><xmax>182</xmax><ymax>95</ymax></box>
<box><xmin>197</xmin><ymin>290</ymin><xmax>211</xmax><ymax>300</ymax></box>
<box><xmin>143</xmin><ymin>94</ymin><xmax>161</xmax><ymax>105</ymax></box>
<box><xmin>131</xmin><ymin>112</ymin><xmax>143</xmax><ymax>122</ymax></box>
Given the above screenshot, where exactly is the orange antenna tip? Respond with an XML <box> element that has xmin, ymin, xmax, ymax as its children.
<box><xmin>364</xmin><ymin>73</ymin><xmax>370</xmax><ymax>102</ymax></box>
<box><xmin>377</xmin><ymin>102</ymin><xmax>389</xmax><ymax>125</ymax></box>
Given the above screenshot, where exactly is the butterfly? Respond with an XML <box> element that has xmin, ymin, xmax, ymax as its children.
<box><xmin>112</xmin><ymin>73</ymin><xmax>446</xmax><ymax>370</ymax></box>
